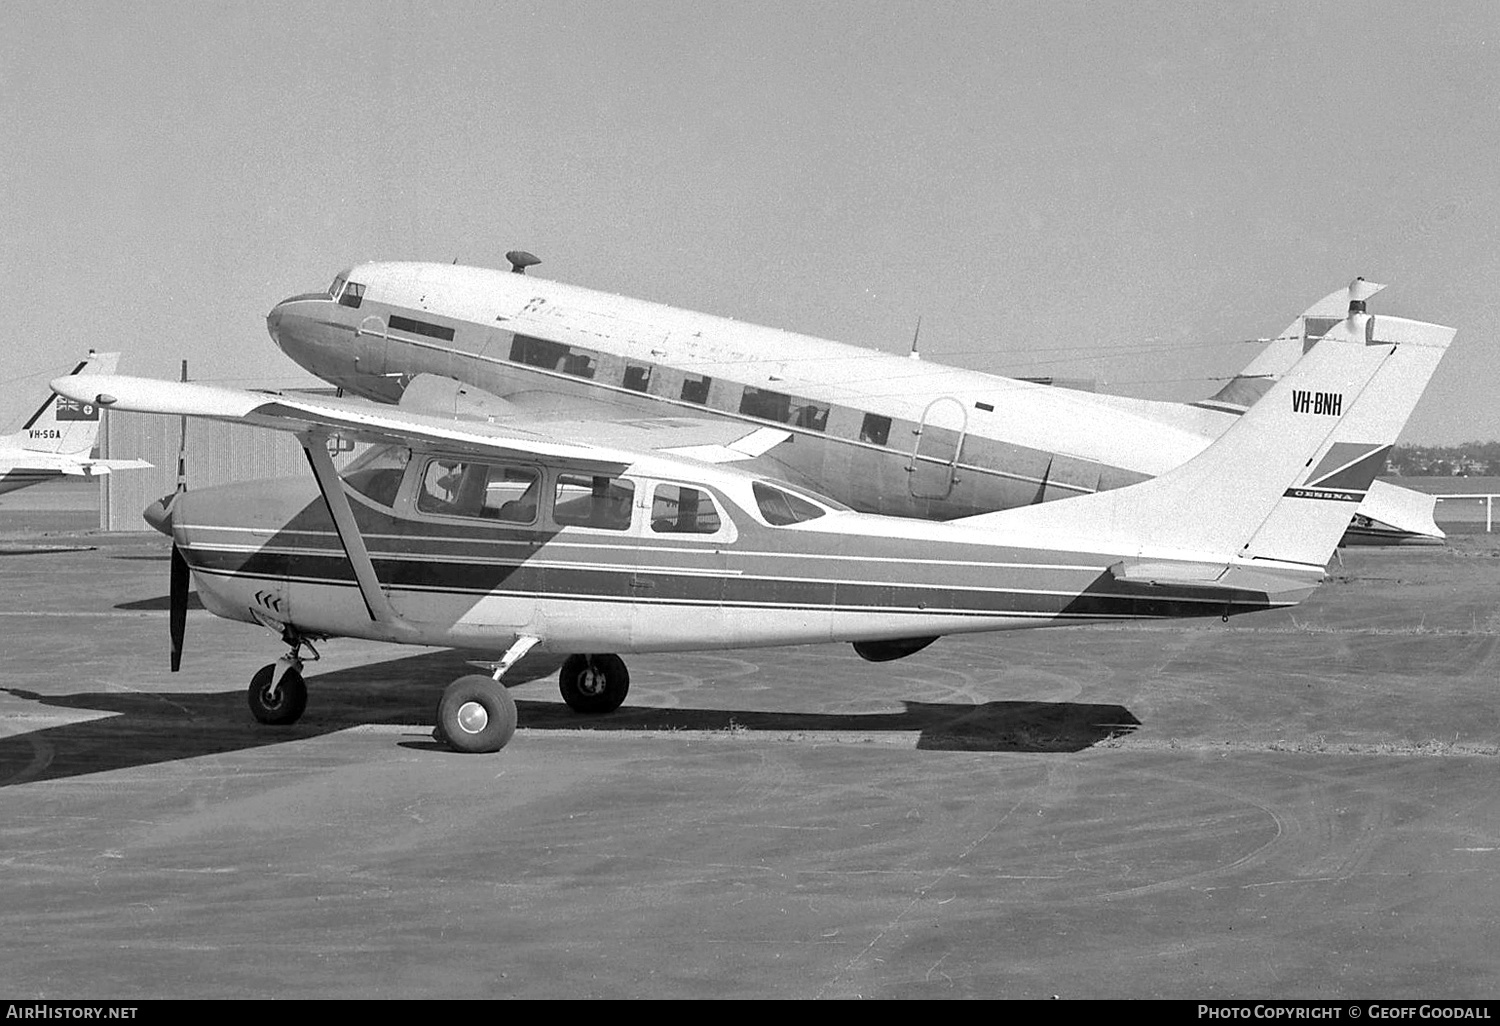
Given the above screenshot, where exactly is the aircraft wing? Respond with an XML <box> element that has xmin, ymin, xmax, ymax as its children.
<box><xmin>52</xmin><ymin>374</ymin><xmax>785</xmax><ymax>471</ymax></box>
<box><xmin>397</xmin><ymin>373</ymin><xmax>791</xmax><ymax>462</ymax></box>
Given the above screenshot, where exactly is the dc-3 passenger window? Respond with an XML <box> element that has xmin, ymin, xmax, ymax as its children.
<box><xmin>753</xmin><ymin>481</ymin><xmax>830</xmax><ymax>526</ymax></box>
<box><xmin>651</xmin><ymin>484</ymin><xmax>723</xmax><ymax>535</ymax></box>
<box><xmin>680</xmin><ymin>374</ymin><xmax>711</xmax><ymax>405</ymax></box>
<box><xmin>341</xmin><ymin>444</ymin><xmax>408</xmax><ymax>508</ymax></box>
<box><xmin>622</xmin><ymin>363</ymin><xmax>652</xmax><ymax>392</ymax></box>
<box><xmin>553</xmin><ymin>473</ymin><xmax>635</xmax><ymax>530</ymax></box>
<box><xmin>859</xmin><ymin>413</ymin><xmax>892</xmax><ymax>446</ymax></box>
<box><xmin>417</xmin><ymin>459</ymin><xmax>541</xmax><ymax>523</ymax></box>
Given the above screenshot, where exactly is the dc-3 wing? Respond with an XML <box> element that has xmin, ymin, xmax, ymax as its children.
<box><xmin>396</xmin><ymin>373</ymin><xmax>790</xmax><ymax>462</ymax></box>
<box><xmin>52</xmin><ymin>374</ymin><xmax>786</xmax><ymax>470</ymax></box>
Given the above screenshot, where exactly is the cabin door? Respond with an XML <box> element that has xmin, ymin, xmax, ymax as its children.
<box><xmin>353</xmin><ymin>315</ymin><xmax>391</xmax><ymax>376</ymax></box>
<box><xmin>907</xmin><ymin>397</ymin><xmax>968</xmax><ymax>500</ymax></box>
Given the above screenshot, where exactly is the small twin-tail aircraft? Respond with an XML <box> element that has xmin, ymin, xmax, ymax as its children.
<box><xmin>0</xmin><ymin>352</ymin><xmax>151</xmax><ymax>496</ymax></box>
<box><xmin>54</xmin><ymin>300</ymin><xmax>1452</xmax><ymax>753</ymax></box>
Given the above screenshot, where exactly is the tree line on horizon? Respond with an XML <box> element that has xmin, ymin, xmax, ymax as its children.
<box><xmin>1386</xmin><ymin>443</ymin><xmax>1500</xmax><ymax>477</ymax></box>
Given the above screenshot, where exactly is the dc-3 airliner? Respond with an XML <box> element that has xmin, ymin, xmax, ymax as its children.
<box><xmin>54</xmin><ymin>294</ymin><xmax>1452</xmax><ymax>753</ymax></box>
<box><xmin>265</xmin><ymin>257</ymin><xmax>1442</xmax><ymax>545</ymax></box>
<box><xmin>0</xmin><ymin>352</ymin><xmax>151</xmax><ymax>495</ymax></box>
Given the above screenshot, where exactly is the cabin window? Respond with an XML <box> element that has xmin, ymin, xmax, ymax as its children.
<box><xmin>739</xmin><ymin>386</ymin><xmax>791</xmax><ymax>423</ymax></box>
<box><xmin>417</xmin><ymin>459</ymin><xmax>541</xmax><ymax>523</ymax></box>
<box><xmin>561</xmin><ymin>350</ymin><xmax>596</xmax><ymax>378</ymax></box>
<box><xmin>752</xmin><ymin>482</ymin><xmax>828</xmax><ymax>526</ymax></box>
<box><xmin>389</xmin><ymin>313</ymin><xmax>454</xmax><ymax>342</ymax></box>
<box><xmin>510</xmin><ymin>334</ymin><xmax>598</xmax><ymax>377</ymax></box>
<box><xmin>650</xmin><ymin>484</ymin><xmax>723</xmax><ymax>535</ymax></box>
<box><xmin>510</xmin><ymin>334</ymin><xmax>569</xmax><ymax>370</ymax></box>
<box><xmin>339</xmin><ymin>281</ymin><xmax>365</xmax><ymax>309</ymax></box>
<box><xmin>623</xmin><ymin>363</ymin><xmax>652</xmax><ymax>392</ymax></box>
<box><xmin>341</xmin><ymin>444</ymin><xmax>408</xmax><ymax>508</ymax></box>
<box><xmin>859</xmin><ymin>413</ymin><xmax>891</xmax><ymax>446</ymax></box>
<box><xmin>792</xmin><ymin>400</ymin><xmax>829</xmax><ymax>432</ymax></box>
<box><xmin>552</xmin><ymin>473</ymin><xmax>635</xmax><ymax>530</ymax></box>
<box><xmin>680</xmin><ymin>373</ymin><xmax>711</xmax><ymax>405</ymax></box>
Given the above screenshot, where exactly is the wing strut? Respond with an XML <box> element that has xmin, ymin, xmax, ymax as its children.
<box><xmin>301</xmin><ymin>433</ymin><xmax>414</xmax><ymax>638</ymax></box>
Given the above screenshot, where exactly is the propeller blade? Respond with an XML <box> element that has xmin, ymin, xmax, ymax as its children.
<box><xmin>169</xmin><ymin>543</ymin><xmax>188</xmax><ymax>672</ymax></box>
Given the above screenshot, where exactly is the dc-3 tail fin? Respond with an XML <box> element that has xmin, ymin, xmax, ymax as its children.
<box><xmin>961</xmin><ymin>303</ymin><xmax>1454</xmax><ymax>571</ymax></box>
<box><xmin>2</xmin><ymin>352</ymin><xmax>121</xmax><ymax>455</ymax></box>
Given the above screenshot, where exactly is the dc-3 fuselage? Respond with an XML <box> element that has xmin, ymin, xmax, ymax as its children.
<box><xmin>53</xmin><ymin>291</ymin><xmax>1454</xmax><ymax>753</ymax></box>
<box><xmin>265</xmin><ymin>261</ymin><xmax>1443</xmax><ymax>543</ymax></box>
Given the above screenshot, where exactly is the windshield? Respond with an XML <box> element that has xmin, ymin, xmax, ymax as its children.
<box><xmin>341</xmin><ymin>444</ymin><xmax>408</xmax><ymax>508</ymax></box>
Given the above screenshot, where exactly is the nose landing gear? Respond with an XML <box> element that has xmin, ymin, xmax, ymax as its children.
<box><xmin>247</xmin><ymin>628</ymin><xmax>319</xmax><ymax>726</ymax></box>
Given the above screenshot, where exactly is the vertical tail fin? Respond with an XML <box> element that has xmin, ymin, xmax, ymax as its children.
<box><xmin>962</xmin><ymin>305</ymin><xmax>1453</xmax><ymax>571</ymax></box>
<box><xmin>3</xmin><ymin>352</ymin><xmax>122</xmax><ymax>455</ymax></box>
<box><xmin>1200</xmin><ymin>279</ymin><xmax>1387</xmax><ymax>413</ymax></box>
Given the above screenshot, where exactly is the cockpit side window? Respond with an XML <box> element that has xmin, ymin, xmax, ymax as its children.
<box><xmin>752</xmin><ymin>481</ymin><xmax>830</xmax><ymax>526</ymax></box>
<box><xmin>417</xmin><ymin>458</ymin><xmax>541</xmax><ymax>523</ymax></box>
<box><xmin>339</xmin><ymin>281</ymin><xmax>366</xmax><ymax>309</ymax></box>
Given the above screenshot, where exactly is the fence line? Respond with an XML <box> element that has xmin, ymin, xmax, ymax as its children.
<box><xmin>1431</xmin><ymin>493</ymin><xmax>1500</xmax><ymax>532</ymax></box>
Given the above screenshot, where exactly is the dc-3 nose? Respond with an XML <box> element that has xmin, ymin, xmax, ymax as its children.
<box><xmin>143</xmin><ymin>492</ymin><xmax>177</xmax><ymax>536</ymax></box>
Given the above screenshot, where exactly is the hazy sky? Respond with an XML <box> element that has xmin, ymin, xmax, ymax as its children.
<box><xmin>3</xmin><ymin>1</ymin><xmax>1496</xmax><ymax>444</ymax></box>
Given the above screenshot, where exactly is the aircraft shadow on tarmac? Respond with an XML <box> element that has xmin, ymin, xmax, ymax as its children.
<box><xmin>0</xmin><ymin>649</ymin><xmax>1140</xmax><ymax>785</ymax></box>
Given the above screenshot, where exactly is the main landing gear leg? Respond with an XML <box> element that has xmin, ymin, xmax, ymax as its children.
<box><xmin>434</xmin><ymin>635</ymin><xmax>538</xmax><ymax>754</ymax></box>
<box><xmin>248</xmin><ymin>629</ymin><xmax>318</xmax><ymax>726</ymax></box>
<box><xmin>558</xmin><ymin>654</ymin><xmax>630</xmax><ymax>714</ymax></box>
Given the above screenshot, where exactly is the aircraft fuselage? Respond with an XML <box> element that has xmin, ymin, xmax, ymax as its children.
<box><xmin>166</xmin><ymin>460</ymin><xmax>1312</xmax><ymax>657</ymax></box>
<box><xmin>265</xmin><ymin>264</ymin><xmax>1235</xmax><ymax>522</ymax></box>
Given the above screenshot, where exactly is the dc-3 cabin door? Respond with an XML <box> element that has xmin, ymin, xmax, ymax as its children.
<box><xmin>906</xmin><ymin>396</ymin><xmax>968</xmax><ymax>500</ymax></box>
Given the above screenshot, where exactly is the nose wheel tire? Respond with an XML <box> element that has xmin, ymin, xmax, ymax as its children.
<box><xmin>436</xmin><ymin>675</ymin><xmax>518</xmax><ymax>754</ymax></box>
<box><xmin>558</xmin><ymin>654</ymin><xmax>630</xmax><ymax>714</ymax></box>
<box><xmin>248</xmin><ymin>663</ymin><xmax>308</xmax><ymax>725</ymax></box>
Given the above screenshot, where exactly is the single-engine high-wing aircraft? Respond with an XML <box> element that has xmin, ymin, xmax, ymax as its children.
<box><xmin>0</xmin><ymin>351</ymin><xmax>151</xmax><ymax>496</ymax></box>
<box><xmin>54</xmin><ymin>299</ymin><xmax>1452</xmax><ymax>754</ymax></box>
<box><xmin>266</xmin><ymin>259</ymin><xmax>1443</xmax><ymax>544</ymax></box>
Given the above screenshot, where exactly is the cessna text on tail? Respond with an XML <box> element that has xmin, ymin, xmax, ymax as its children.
<box><xmin>0</xmin><ymin>352</ymin><xmax>151</xmax><ymax>496</ymax></box>
<box><xmin>264</xmin><ymin>262</ymin><xmax>1443</xmax><ymax>545</ymax></box>
<box><xmin>53</xmin><ymin>295</ymin><xmax>1453</xmax><ymax>754</ymax></box>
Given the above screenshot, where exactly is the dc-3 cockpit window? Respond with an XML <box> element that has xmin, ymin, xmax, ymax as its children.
<box><xmin>651</xmin><ymin>484</ymin><xmax>723</xmax><ymax>535</ymax></box>
<box><xmin>553</xmin><ymin>473</ymin><xmax>635</xmax><ymax>531</ymax></box>
<box><xmin>752</xmin><ymin>481</ymin><xmax>842</xmax><ymax>526</ymax></box>
<box><xmin>417</xmin><ymin>458</ymin><xmax>541</xmax><ymax>523</ymax></box>
<box><xmin>341</xmin><ymin>444</ymin><xmax>408</xmax><ymax>508</ymax></box>
<box><xmin>327</xmin><ymin>273</ymin><xmax>365</xmax><ymax>308</ymax></box>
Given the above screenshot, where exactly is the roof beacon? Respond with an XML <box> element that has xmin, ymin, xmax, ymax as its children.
<box><xmin>506</xmin><ymin>251</ymin><xmax>541</xmax><ymax>275</ymax></box>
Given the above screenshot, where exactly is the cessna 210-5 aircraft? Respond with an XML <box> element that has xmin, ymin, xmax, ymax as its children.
<box><xmin>54</xmin><ymin>296</ymin><xmax>1452</xmax><ymax>754</ymax></box>
<box><xmin>265</xmin><ymin>257</ymin><xmax>1443</xmax><ymax>545</ymax></box>
<box><xmin>0</xmin><ymin>351</ymin><xmax>150</xmax><ymax>496</ymax></box>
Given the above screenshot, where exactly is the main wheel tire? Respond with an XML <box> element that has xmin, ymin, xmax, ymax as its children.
<box><xmin>558</xmin><ymin>654</ymin><xmax>630</xmax><ymax>714</ymax></box>
<box><xmin>248</xmin><ymin>663</ymin><xmax>308</xmax><ymax>725</ymax></box>
<box><xmin>436</xmin><ymin>675</ymin><xmax>518</xmax><ymax>754</ymax></box>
